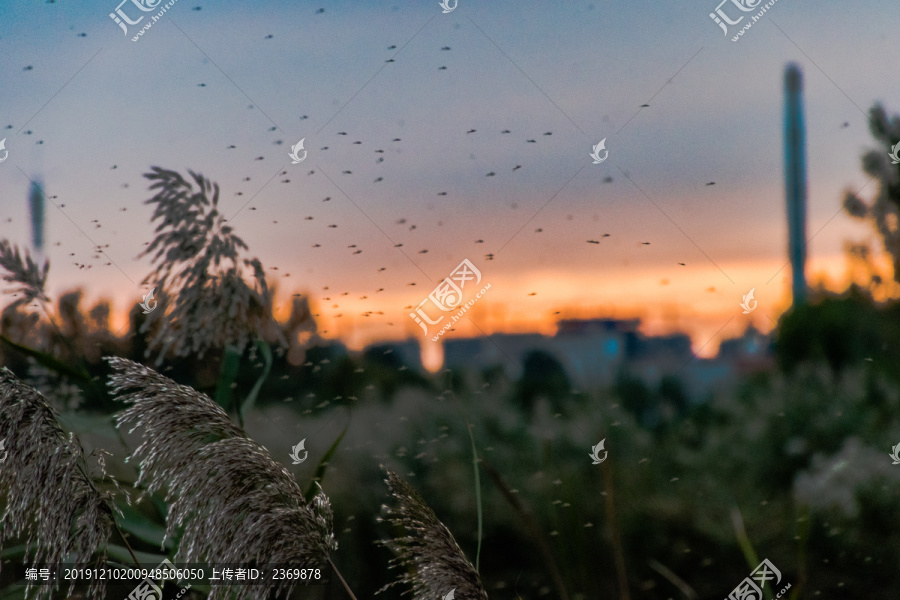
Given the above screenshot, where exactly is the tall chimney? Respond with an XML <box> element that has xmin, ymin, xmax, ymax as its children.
<box><xmin>784</xmin><ymin>63</ymin><xmax>807</xmax><ymax>307</ymax></box>
<box><xmin>29</xmin><ymin>179</ymin><xmax>45</xmax><ymax>256</ymax></box>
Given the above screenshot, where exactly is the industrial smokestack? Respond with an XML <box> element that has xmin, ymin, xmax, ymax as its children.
<box><xmin>29</xmin><ymin>179</ymin><xmax>45</xmax><ymax>256</ymax></box>
<box><xmin>784</xmin><ymin>63</ymin><xmax>808</xmax><ymax>307</ymax></box>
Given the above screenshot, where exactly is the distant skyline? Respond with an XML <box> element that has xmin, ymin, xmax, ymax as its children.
<box><xmin>1</xmin><ymin>0</ymin><xmax>898</xmax><ymax>357</ymax></box>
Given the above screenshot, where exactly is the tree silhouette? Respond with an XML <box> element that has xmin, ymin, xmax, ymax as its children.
<box><xmin>843</xmin><ymin>103</ymin><xmax>900</xmax><ymax>282</ymax></box>
<box><xmin>515</xmin><ymin>350</ymin><xmax>570</xmax><ymax>413</ymax></box>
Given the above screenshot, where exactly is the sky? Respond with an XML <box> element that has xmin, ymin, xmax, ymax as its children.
<box><xmin>0</xmin><ymin>0</ymin><xmax>898</xmax><ymax>359</ymax></box>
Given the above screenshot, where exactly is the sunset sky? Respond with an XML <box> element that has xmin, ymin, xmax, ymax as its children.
<box><xmin>0</xmin><ymin>0</ymin><xmax>897</xmax><ymax>358</ymax></box>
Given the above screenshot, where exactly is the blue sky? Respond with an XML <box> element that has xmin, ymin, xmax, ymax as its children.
<box><xmin>0</xmin><ymin>0</ymin><xmax>897</xmax><ymax>352</ymax></box>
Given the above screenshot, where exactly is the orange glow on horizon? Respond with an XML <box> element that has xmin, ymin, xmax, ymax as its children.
<box><xmin>51</xmin><ymin>251</ymin><xmax>899</xmax><ymax>363</ymax></box>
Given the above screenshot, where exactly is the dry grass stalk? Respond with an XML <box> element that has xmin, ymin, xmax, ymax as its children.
<box><xmin>378</xmin><ymin>469</ymin><xmax>489</xmax><ymax>600</ymax></box>
<box><xmin>138</xmin><ymin>167</ymin><xmax>281</xmax><ymax>364</ymax></box>
<box><xmin>0</xmin><ymin>367</ymin><xmax>114</xmax><ymax>600</ymax></box>
<box><xmin>0</xmin><ymin>241</ymin><xmax>49</xmax><ymax>309</ymax></box>
<box><xmin>106</xmin><ymin>356</ymin><xmax>337</xmax><ymax>600</ymax></box>
<box><xmin>479</xmin><ymin>457</ymin><xmax>569</xmax><ymax>600</ymax></box>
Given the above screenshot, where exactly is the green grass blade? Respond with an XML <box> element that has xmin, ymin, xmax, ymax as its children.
<box><xmin>105</xmin><ymin>544</ymin><xmax>169</xmax><ymax>565</ymax></box>
<box><xmin>465</xmin><ymin>421</ymin><xmax>483</xmax><ymax>573</ymax></box>
<box><xmin>731</xmin><ymin>506</ymin><xmax>776</xmax><ymax>600</ymax></box>
<box><xmin>241</xmin><ymin>339</ymin><xmax>272</xmax><ymax>415</ymax></box>
<box><xmin>730</xmin><ymin>506</ymin><xmax>760</xmax><ymax>570</ymax></box>
<box><xmin>304</xmin><ymin>417</ymin><xmax>350</xmax><ymax>501</ymax></box>
<box><xmin>789</xmin><ymin>505</ymin><xmax>810</xmax><ymax>600</ymax></box>
<box><xmin>114</xmin><ymin>500</ymin><xmax>172</xmax><ymax>551</ymax></box>
<box><xmin>0</xmin><ymin>334</ymin><xmax>91</xmax><ymax>384</ymax></box>
<box><xmin>0</xmin><ymin>544</ymin><xmax>28</xmax><ymax>560</ymax></box>
<box><xmin>215</xmin><ymin>344</ymin><xmax>242</xmax><ymax>414</ymax></box>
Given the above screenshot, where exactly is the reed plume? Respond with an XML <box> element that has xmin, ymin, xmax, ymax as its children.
<box><xmin>0</xmin><ymin>367</ymin><xmax>114</xmax><ymax>600</ymax></box>
<box><xmin>378</xmin><ymin>469</ymin><xmax>489</xmax><ymax>600</ymax></box>
<box><xmin>138</xmin><ymin>167</ymin><xmax>281</xmax><ymax>364</ymax></box>
<box><xmin>0</xmin><ymin>240</ymin><xmax>49</xmax><ymax>309</ymax></box>
<box><xmin>106</xmin><ymin>356</ymin><xmax>337</xmax><ymax>600</ymax></box>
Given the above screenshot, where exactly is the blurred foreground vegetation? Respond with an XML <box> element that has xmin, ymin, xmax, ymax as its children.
<box><xmin>1</xmin><ymin>280</ymin><xmax>899</xmax><ymax>600</ymax></box>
